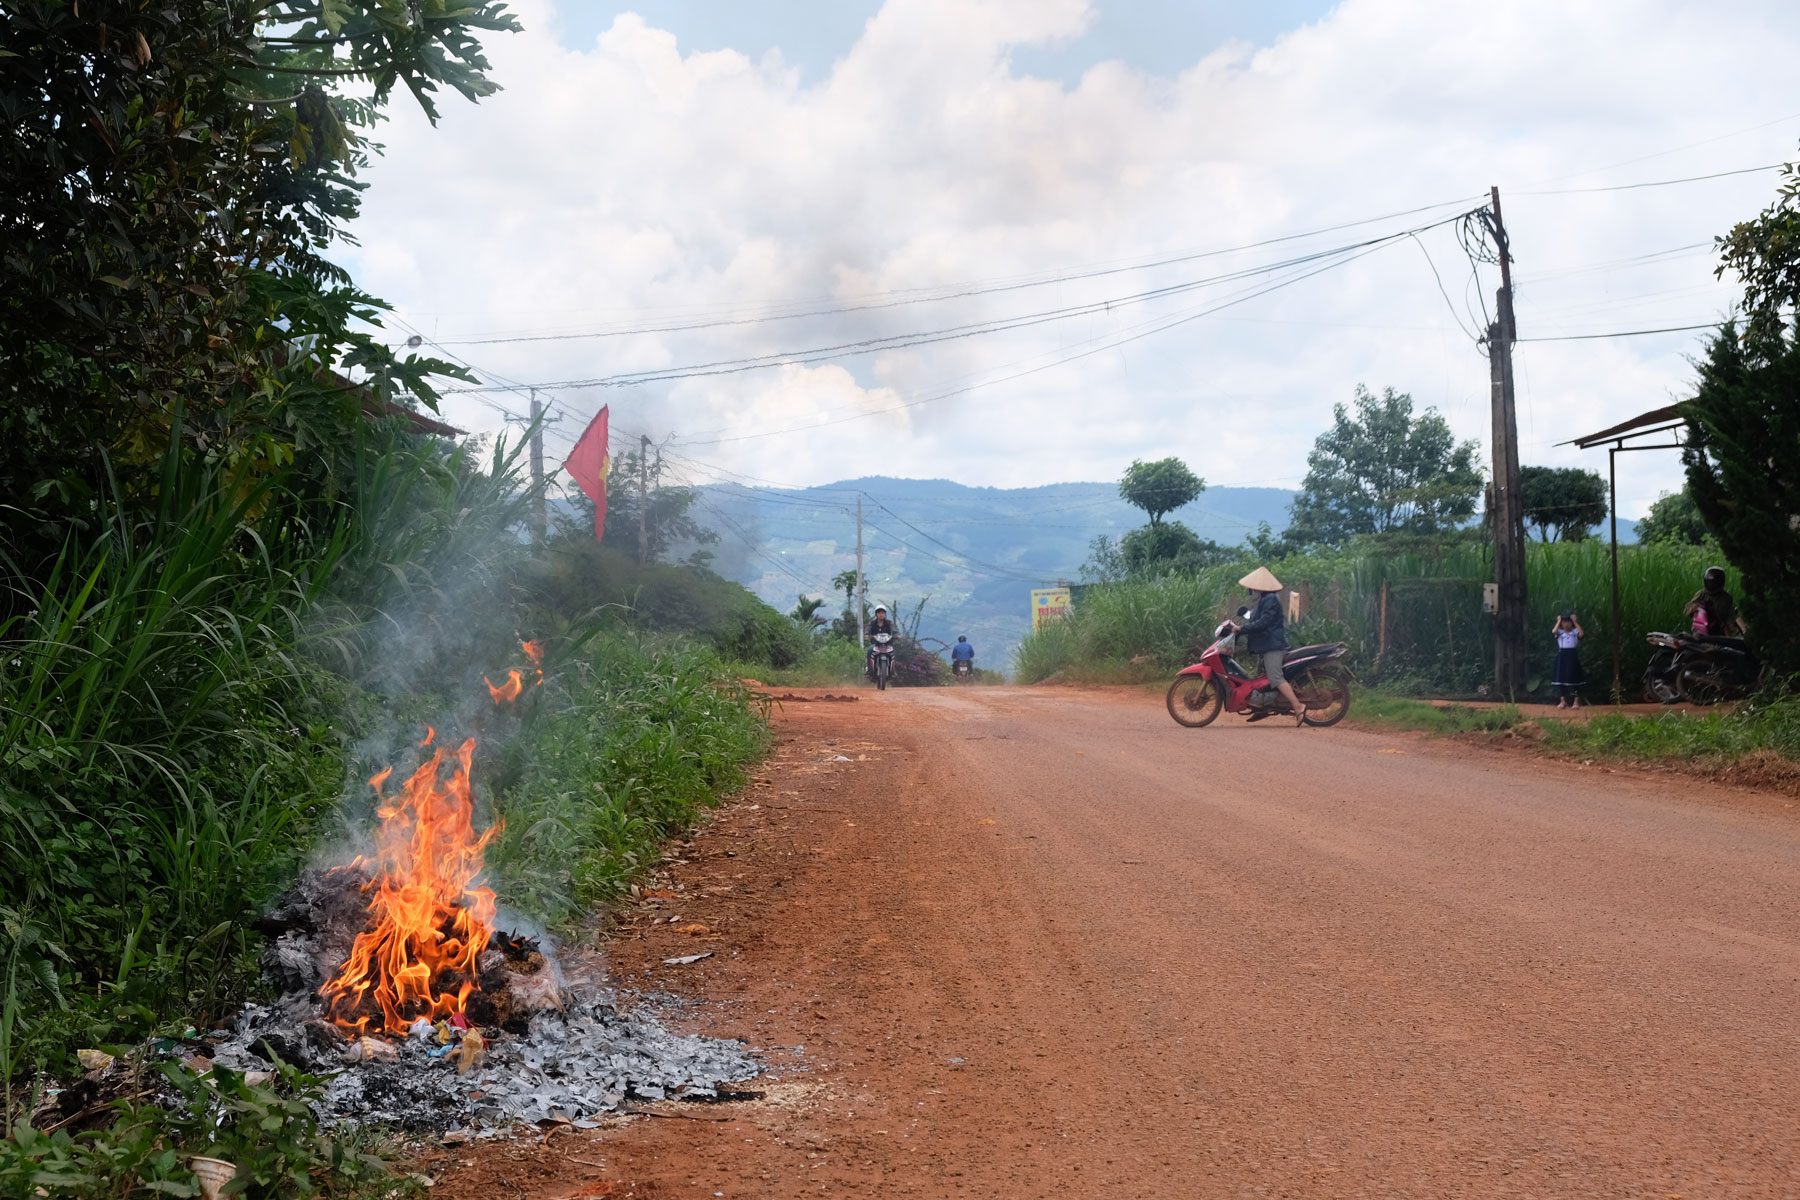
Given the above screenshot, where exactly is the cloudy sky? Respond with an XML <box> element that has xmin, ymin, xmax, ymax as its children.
<box><xmin>344</xmin><ymin>0</ymin><xmax>1800</xmax><ymax>520</ymax></box>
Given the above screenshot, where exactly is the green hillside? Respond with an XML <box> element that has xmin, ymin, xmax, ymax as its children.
<box><xmin>696</xmin><ymin>478</ymin><xmax>1297</xmax><ymax>672</ymax></box>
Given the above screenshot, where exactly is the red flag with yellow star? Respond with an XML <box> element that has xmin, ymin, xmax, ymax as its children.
<box><xmin>563</xmin><ymin>406</ymin><xmax>610</xmax><ymax>542</ymax></box>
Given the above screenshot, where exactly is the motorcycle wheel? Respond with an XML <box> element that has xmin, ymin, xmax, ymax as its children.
<box><xmin>1678</xmin><ymin>666</ymin><xmax>1725</xmax><ymax>706</ymax></box>
<box><xmin>1295</xmin><ymin>666</ymin><xmax>1351</xmax><ymax>727</ymax></box>
<box><xmin>877</xmin><ymin>658</ymin><xmax>890</xmax><ymax>691</ymax></box>
<box><xmin>1166</xmin><ymin>677</ymin><xmax>1223</xmax><ymax>728</ymax></box>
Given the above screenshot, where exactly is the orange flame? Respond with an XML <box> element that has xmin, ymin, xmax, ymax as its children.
<box><xmin>484</xmin><ymin>669</ymin><xmax>523</xmax><ymax>705</ymax></box>
<box><xmin>319</xmin><ymin>738</ymin><xmax>501</xmax><ymax>1035</ymax></box>
<box><xmin>420</xmin><ymin>725</ymin><xmax>435</xmax><ymax>748</ymax></box>
<box><xmin>521</xmin><ymin>640</ymin><xmax>545</xmax><ymax>688</ymax></box>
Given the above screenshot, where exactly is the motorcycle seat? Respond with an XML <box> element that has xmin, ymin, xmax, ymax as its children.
<box><xmin>1283</xmin><ymin>643</ymin><xmax>1340</xmax><ymax>662</ymax></box>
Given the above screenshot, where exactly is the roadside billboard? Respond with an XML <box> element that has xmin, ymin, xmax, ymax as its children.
<box><xmin>1031</xmin><ymin>587</ymin><xmax>1072</xmax><ymax>631</ymax></box>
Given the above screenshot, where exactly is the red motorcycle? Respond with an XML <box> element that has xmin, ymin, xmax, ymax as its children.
<box><xmin>1166</xmin><ymin>613</ymin><xmax>1352</xmax><ymax>728</ymax></box>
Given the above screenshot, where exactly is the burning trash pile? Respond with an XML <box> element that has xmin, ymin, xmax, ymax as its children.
<box><xmin>201</xmin><ymin>647</ymin><xmax>756</xmax><ymax>1134</ymax></box>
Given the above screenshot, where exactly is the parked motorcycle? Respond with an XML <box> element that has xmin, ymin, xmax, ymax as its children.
<box><xmin>869</xmin><ymin>631</ymin><xmax>896</xmax><ymax>691</ymax></box>
<box><xmin>1642</xmin><ymin>631</ymin><xmax>1760</xmax><ymax>705</ymax></box>
<box><xmin>952</xmin><ymin>658</ymin><xmax>974</xmax><ymax>682</ymax></box>
<box><xmin>1166</xmin><ymin>614</ymin><xmax>1351</xmax><ymax>728</ymax></box>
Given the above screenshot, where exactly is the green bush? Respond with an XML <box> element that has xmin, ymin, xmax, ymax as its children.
<box><xmin>0</xmin><ymin>1059</ymin><xmax>406</xmax><ymax>1199</ymax></box>
<box><xmin>520</xmin><ymin>541</ymin><xmax>805</xmax><ymax>670</ymax></box>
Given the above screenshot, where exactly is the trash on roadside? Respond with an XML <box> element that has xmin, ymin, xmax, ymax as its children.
<box><xmin>189</xmin><ymin>1155</ymin><xmax>237</xmax><ymax>1200</ymax></box>
<box><xmin>661</xmin><ymin>952</ymin><xmax>714</xmax><ymax>966</ymax></box>
<box><xmin>408</xmin><ymin>1017</ymin><xmax>435</xmax><ymax>1040</ymax></box>
<box><xmin>343</xmin><ymin>1036</ymin><xmax>398</xmax><ymax>1065</ymax></box>
<box><xmin>75</xmin><ymin>1050</ymin><xmax>114</xmax><ymax>1073</ymax></box>
<box><xmin>457</xmin><ymin>1030</ymin><xmax>487</xmax><ymax>1076</ymax></box>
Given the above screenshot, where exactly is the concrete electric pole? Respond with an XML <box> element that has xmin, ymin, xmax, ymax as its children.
<box><xmin>637</xmin><ymin>434</ymin><xmax>651</xmax><ymax>565</ymax></box>
<box><xmin>528</xmin><ymin>390</ymin><xmax>547</xmax><ymax>548</ymax></box>
<box><xmin>1486</xmin><ymin>186</ymin><xmax>1528</xmax><ymax>696</ymax></box>
<box><xmin>855</xmin><ymin>496</ymin><xmax>866</xmax><ymax>651</ymax></box>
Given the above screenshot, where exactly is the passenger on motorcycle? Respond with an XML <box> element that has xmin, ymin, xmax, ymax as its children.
<box><xmin>1684</xmin><ymin>566</ymin><xmax>1744</xmax><ymax>636</ymax></box>
<box><xmin>866</xmin><ymin>605</ymin><xmax>896</xmax><ymax>676</ymax></box>
<box><xmin>1234</xmin><ymin>567</ymin><xmax>1306</xmax><ymax>725</ymax></box>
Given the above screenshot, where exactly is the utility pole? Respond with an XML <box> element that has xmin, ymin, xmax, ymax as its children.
<box><xmin>528</xmin><ymin>390</ymin><xmax>547</xmax><ymax>548</ymax></box>
<box><xmin>855</xmin><ymin>496</ymin><xmax>866</xmax><ymax>651</ymax></box>
<box><xmin>636</xmin><ymin>434</ymin><xmax>651</xmax><ymax>565</ymax></box>
<box><xmin>1487</xmin><ymin>186</ymin><xmax>1528</xmax><ymax>696</ymax></box>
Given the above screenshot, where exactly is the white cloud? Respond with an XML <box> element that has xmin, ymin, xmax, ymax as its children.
<box><xmin>345</xmin><ymin>0</ymin><xmax>1800</xmax><ymax>517</ymax></box>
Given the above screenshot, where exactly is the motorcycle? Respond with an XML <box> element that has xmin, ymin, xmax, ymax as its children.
<box><xmin>952</xmin><ymin>658</ymin><xmax>973</xmax><ymax>682</ymax></box>
<box><xmin>869</xmin><ymin>631</ymin><xmax>896</xmax><ymax>691</ymax></box>
<box><xmin>1642</xmin><ymin>631</ymin><xmax>1760</xmax><ymax>705</ymax></box>
<box><xmin>1165</xmin><ymin>613</ymin><xmax>1352</xmax><ymax>728</ymax></box>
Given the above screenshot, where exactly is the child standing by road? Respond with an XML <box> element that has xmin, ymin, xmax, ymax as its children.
<box><xmin>1551</xmin><ymin>611</ymin><xmax>1585</xmax><ymax>708</ymax></box>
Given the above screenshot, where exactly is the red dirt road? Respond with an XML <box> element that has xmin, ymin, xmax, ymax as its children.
<box><xmin>436</xmin><ymin>686</ymin><xmax>1800</xmax><ymax>1198</ymax></box>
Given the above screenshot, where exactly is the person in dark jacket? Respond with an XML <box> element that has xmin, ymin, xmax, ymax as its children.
<box><xmin>1234</xmin><ymin>566</ymin><xmax>1306</xmax><ymax>725</ymax></box>
<box><xmin>1683</xmin><ymin>566</ymin><xmax>1744</xmax><ymax>636</ymax></box>
<box><xmin>866</xmin><ymin>605</ymin><xmax>896</xmax><ymax>677</ymax></box>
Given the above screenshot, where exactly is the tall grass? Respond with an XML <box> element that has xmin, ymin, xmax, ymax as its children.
<box><xmin>1015</xmin><ymin>540</ymin><xmax>1732</xmax><ymax>696</ymax></box>
<box><xmin>483</xmin><ymin>635</ymin><xmax>772</xmax><ymax>922</ymax></box>
<box><xmin>0</xmin><ymin>453</ymin><xmax>348</xmax><ymax>1064</ymax></box>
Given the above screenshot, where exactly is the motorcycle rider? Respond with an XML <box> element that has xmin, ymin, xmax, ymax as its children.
<box><xmin>951</xmin><ymin>635</ymin><xmax>975</xmax><ymax>676</ymax></box>
<box><xmin>1684</xmin><ymin>566</ymin><xmax>1744</xmax><ymax>637</ymax></box>
<box><xmin>1233</xmin><ymin>566</ymin><xmax>1306</xmax><ymax>725</ymax></box>
<box><xmin>866</xmin><ymin>604</ymin><xmax>896</xmax><ymax>678</ymax></box>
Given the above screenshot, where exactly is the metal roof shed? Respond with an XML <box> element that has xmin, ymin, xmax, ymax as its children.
<box><xmin>1561</xmin><ymin>404</ymin><xmax>1689</xmax><ymax>700</ymax></box>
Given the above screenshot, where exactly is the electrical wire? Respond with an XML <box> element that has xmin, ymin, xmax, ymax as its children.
<box><xmin>401</xmin><ymin>194</ymin><xmax>1485</xmax><ymax>348</ymax></box>
<box><xmin>1515</xmin><ymin>162</ymin><xmax>1788</xmax><ymax>197</ymax></box>
<box><xmin>443</xmin><ymin>215</ymin><xmax>1475</xmax><ymax>396</ymax></box>
<box><xmin>1515</xmin><ymin>322</ymin><xmax>1722</xmax><ymax>342</ymax></box>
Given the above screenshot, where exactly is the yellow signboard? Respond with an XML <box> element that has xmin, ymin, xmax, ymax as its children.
<box><xmin>1031</xmin><ymin>587</ymin><xmax>1072</xmax><ymax>631</ymax></box>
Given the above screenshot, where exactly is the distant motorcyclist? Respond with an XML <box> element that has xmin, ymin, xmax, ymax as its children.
<box><xmin>866</xmin><ymin>605</ymin><xmax>896</xmax><ymax>676</ymax></box>
<box><xmin>951</xmin><ymin>635</ymin><xmax>975</xmax><ymax>677</ymax></box>
<box><xmin>1684</xmin><ymin>566</ymin><xmax>1744</xmax><ymax>637</ymax></box>
<box><xmin>1233</xmin><ymin>566</ymin><xmax>1306</xmax><ymax>725</ymax></box>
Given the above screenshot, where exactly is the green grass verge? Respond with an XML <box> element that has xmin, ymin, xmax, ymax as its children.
<box><xmin>1351</xmin><ymin>688</ymin><xmax>1800</xmax><ymax>769</ymax></box>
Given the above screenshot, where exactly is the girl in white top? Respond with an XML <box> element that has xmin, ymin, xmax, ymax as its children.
<box><xmin>1550</xmin><ymin>611</ymin><xmax>1585</xmax><ymax>708</ymax></box>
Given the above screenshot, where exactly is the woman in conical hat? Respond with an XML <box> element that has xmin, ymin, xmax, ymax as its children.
<box><xmin>1235</xmin><ymin>567</ymin><xmax>1307</xmax><ymax>725</ymax></box>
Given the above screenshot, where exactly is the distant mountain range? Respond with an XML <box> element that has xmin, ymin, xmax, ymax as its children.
<box><xmin>695</xmin><ymin>478</ymin><xmax>1298</xmax><ymax>671</ymax></box>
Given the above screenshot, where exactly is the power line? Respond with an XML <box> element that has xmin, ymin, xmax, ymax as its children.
<box><xmin>677</xmin><ymin>229</ymin><xmax>1425</xmax><ymax>446</ymax></box>
<box><xmin>1516</xmin><ymin>162</ymin><xmax>1787</xmax><ymax>197</ymax></box>
<box><xmin>444</xmin><ymin>211</ymin><xmax>1479</xmax><ymax>397</ymax></box>
<box><xmin>1516</xmin><ymin>321</ymin><xmax>1722</xmax><ymax>342</ymax></box>
<box><xmin>401</xmin><ymin>194</ymin><xmax>1485</xmax><ymax>348</ymax></box>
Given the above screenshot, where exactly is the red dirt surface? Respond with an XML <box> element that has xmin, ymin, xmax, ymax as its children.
<box><xmin>428</xmin><ymin>686</ymin><xmax>1800</xmax><ymax>1198</ymax></box>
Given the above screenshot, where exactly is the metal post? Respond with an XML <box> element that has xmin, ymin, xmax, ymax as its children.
<box><xmin>855</xmin><ymin>496</ymin><xmax>866</xmax><ymax>650</ymax></box>
<box><xmin>637</xmin><ymin>434</ymin><xmax>650</xmax><ymax>565</ymax></box>
<box><xmin>528</xmin><ymin>391</ymin><xmax>546</xmax><ymax>548</ymax></box>
<box><xmin>1609</xmin><ymin>444</ymin><xmax>1622</xmax><ymax>704</ymax></box>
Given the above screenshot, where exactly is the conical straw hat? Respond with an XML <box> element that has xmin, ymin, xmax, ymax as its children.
<box><xmin>1238</xmin><ymin>566</ymin><xmax>1283</xmax><ymax>592</ymax></box>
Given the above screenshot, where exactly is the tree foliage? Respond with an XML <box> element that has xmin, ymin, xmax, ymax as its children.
<box><xmin>1682</xmin><ymin>324</ymin><xmax>1800</xmax><ymax>672</ymax></box>
<box><xmin>1118</xmin><ymin>521</ymin><xmax>1234</xmax><ymax>574</ymax></box>
<box><xmin>1682</xmin><ymin>153</ymin><xmax>1800</xmax><ymax>673</ymax></box>
<box><xmin>1716</xmin><ymin>149</ymin><xmax>1799</xmax><ymax>343</ymax></box>
<box><xmin>1634</xmin><ymin>489</ymin><xmax>1712</xmax><ymax>546</ymax></box>
<box><xmin>0</xmin><ymin>0</ymin><xmax>519</xmax><ymax>573</ymax></box>
<box><xmin>1287</xmin><ymin>385</ymin><xmax>1482</xmax><ymax>547</ymax></box>
<box><xmin>1118</xmin><ymin>457</ymin><xmax>1205</xmax><ymax>526</ymax></box>
<box><xmin>598</xmin><ymin>448</ymin><xmax>719</xmax><ymax>564</ymax></box>
<box><xmin>1520</xmin><ymin>465</ymin><xmax>1607</xmax><ymax>542</ymax></box>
